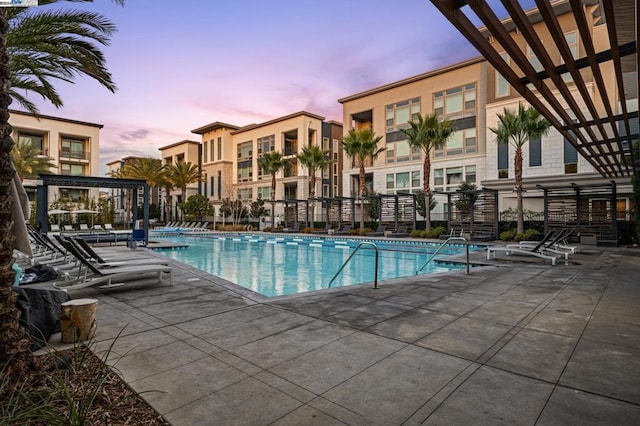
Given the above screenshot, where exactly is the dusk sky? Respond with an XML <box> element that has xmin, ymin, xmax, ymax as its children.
<box><xmin>20</xmin><ymin>0</ymin><xmax>534</xmax><ymax>176</ymax></box>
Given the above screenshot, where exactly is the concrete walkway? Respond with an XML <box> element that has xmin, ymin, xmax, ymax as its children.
<box><xmin>58</xmin><ymin>244</ymin><xmax>640</xmax><ymax>425</ymax></box>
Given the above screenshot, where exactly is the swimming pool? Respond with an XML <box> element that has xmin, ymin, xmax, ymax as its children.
<box><xmin>152</xmin><ymin>234</ymin><xmax>478</xmax><ymax>297</ymax></box>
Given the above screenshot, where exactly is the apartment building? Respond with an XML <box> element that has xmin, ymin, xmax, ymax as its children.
<box><xmin>158</xmin><ymin>140</ymin><xmax>202</xmax><ymax>221</ymax></box>
<box><xmin>10</xmin><ymin>109</ymin><xmax>102</xmax><ymax>203</ymax></box>
<box><xmin>191</xmin><ymin>111</ymin><xmax>343</xmax><ymax>221</ymax></box>
<box><xmin>339</xmin><ymin>59</ymin><xmax>487</xmax><ymax>220</ymax></box>
<box><xmin>106</xmin><ymin>156</ymin><xmax>162</xmax><ymax>223</ymax></box>
<box><xmin>339</xmin><ymin>1</ymin><xmax>634</xmax><ymax>221</ymax></box>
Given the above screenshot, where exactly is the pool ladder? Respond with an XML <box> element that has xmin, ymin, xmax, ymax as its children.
<box><xmin>328</xmin><ymin>242</ymin><xmax>379</xmax><ymax>289</ymax></box>
<box><xmin>416</xmin><ymin>236</ymin><xmax>470</xmax><ymax>275</ymax></box>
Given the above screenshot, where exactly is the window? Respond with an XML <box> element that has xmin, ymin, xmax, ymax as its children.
<box><xmin>385</xmin><ymin>171</ymin><xmax>421</xmax><ymax>194</ymax></box>
<box><xmin>257</xmin><ymin>186</ymin><xmax>271</xmax><ymax>199</ymax></box>
<box><xmin>217</xmin><ymin>137</ymin><xmax>222</xmax><ymax>160</ymax></box>
<box><xmin>60</xmin><ymin>163</ymin><xmax>85</xmax><ymax>176</ymax></box>
<box><xmin>59</xmin><ymin>188</ymin><xmax>88</xmax><ymax>202</ymax></box>
<box><xmin>435</xmin><ymin>128</ymin><xmax>476</xmax><ymax>158</ymax></box>
<box><xmin>498</xmin><ymin>142</ymin><xmax>509</xmax><ymax>178</ymax></box>
<box><xmin>529</xmin><ymin>136</ymin><xmax>542</xmax><ymax>167</ymax></box>
<box><xmin>217</xmin><ymin>171</ymin><xmax>222</xmax><ymax>200</ymax></box>
<box><xmin>203</xmin><ymin>141</ymin><xmax>208</xmax><ymax>163</ymax></box>
<box><xmin>386</xmin><ymin>132</ymin><xmax>421</xmax><ymax>163</ymax></box>
<box><xmin>238</xmin><ymin>188</ymin><xmax>252</xmax><ymax>201</ymax></box>
<box><xmin>257</xmin><ymin>135</ymin><xmax>275</xmax><ymax>156</ymax></box>
<box><xmin>446</xmin><ymin>167</ymin><xmax>463</xmax><ymax>188</ymax></box>
<box><xmin>237</xmin><ymin>141</ymin><xmax>252</xmax><ymax>160</ymax></box>
<box><xmin>562</xmin><ymin>31</ymin><xmax>579</xmax><ymax>82</ymax></box>
<box><xmin>496</xmin><ymin>52</ymin><xmax>510</xmax><ymax>98</ymax></box>
<box><xmin>210</xmin><ymin>176</ymin><xmax>215</xmax><ymax>197</ymax></box>
<box><xmin>209</xmin><ymin>140</ymin><xmax>214</xmax><ymax>162</ymax></box>
<box><xmin>18</xmin><ymin>132</ymin><xmax>45</xmax><ymax>154</ymax></box>
<box><xmin>61</xmin><ymin>138</ymin><xmax>86</xmax><ymax>160</ymax></box>
<box><xmin>333</xmin><ymin>139</ymin><xmax>339</xmax><ymax>161</ymax></box>
<box><xmin>465</xmin><ymin>165</ymin><xmax>476</xmax><ymax>183</ymax></box>
<box><xmin>434</xmin><ymin>169</ymin><xmax>444</xmax><ymax>191</ymax></box>
<box><xmin>564</xmin><ymin>137</ymin><xmax>578</xmax><ymax>174</ymax></box>
<box><xmin>526</xmin><ymin>44</ymin><xmax>543</xmax><ymax>73</ymax></box>
<box><xmin>322</xmin><ymin>137</ymin><xmax>330</xmax><ymax>150</ymax></box>
<box><xmin>434</xmin><ymin>83</ymin><xmax>476</xmax><ymax>121</ymax></box>
<box><xmin>385</xmin><ymin>98</ymin><xmax>420</xmax><ymax>132</ymax></box>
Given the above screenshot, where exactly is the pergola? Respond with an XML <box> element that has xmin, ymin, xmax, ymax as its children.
<box><xmin>430</xmin><ymin>0</ymin><xmax>638</xmax><ymax>179</ymax></box>
<box><xmin>265</xmin><ymin>199</ymin><xmax>310</xmax><ymax>228</ymax></box>
<box><xmin>375</xmin><ymin>193</ymin><xmax>418</xmax><ymax>231</ymax></box>
<box><xmin>438</xmin><ymin>188</ymin><xmax>499</xmax><ymax>236</ymax></box>
<box><xmin>537</xmin><ymin>181</ymin><xmax>619</xmax><ymax>245</ymax></box>
<box><xmin>35</xmin><ymin>174</ymin><xmax>150</xmax><ymax>244</ymax></box>
<box><xmin>316</xmin><ymin>196</ymin><xmax>357</xmax><ymax>228</ymax></box>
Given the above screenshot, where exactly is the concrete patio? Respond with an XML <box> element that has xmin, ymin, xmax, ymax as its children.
<box><xmin>49</xmin><ymin>243</ymin><xmax>640</xmax><ymax>425</ymax></box>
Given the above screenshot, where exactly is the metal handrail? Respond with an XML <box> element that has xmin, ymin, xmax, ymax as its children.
<box><xmin>416</xmin><ymin>237</ymin><xmax>470</xmax><ymax>275</ymax></box>
<box><xmin>328</xmin><ymin>242</ymin><xmax>379</xmax><ymax>289</ymax></box>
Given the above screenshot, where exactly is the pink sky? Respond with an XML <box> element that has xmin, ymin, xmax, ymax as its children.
<box><xmin>21</xmin><ymin>0</ymin><xmax>533</xmax><ymax>176</ymax></box>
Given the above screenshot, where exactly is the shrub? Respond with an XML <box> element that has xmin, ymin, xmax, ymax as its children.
<box><xmin>500</xmin><ymin>229</ymin><xmax>516</xmax><ymax>241</ymax></box>
<box><xmin>426</xmin><ymin>226</ymin><xmax>446</xmax><ymax>238</ymax></box>
<box><xmin>358</xmin><ymin>228</ymin><xmax>372</xmax><ymax>236</ymax></box>
<box><xmin>410</xmin><ymin>230</ymin><xmax>422</xmax><ymax>238</ymax></box>
<box><xmin>420</xmin><ymin>230</ymin><xmax>427</xmax><ymax>238</ymax></box>
<box><xmin>347</xmin><ymin>229</ymin><xmax>360</xmax><ymax>236</ymax></box>
<box><xmin>514</xmin><ymin>229</ymin><xmax>541</xmax><ymax>241</ymax></box>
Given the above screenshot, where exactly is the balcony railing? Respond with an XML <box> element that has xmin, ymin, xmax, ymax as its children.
<box><xmin>59</xmin><ymin>150</ymin><xmax>90</xmax><ymax>160</ymax></box>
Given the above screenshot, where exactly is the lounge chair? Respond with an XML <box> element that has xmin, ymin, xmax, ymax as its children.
<box><xmin>104</xmin><ymin>223</ymin><xmax>114</xmax><ymax>231</ymax></box>
<box><xmin>70</xmin><ymin>237</ymin><xmax>168</xmax><ymax>267</ymax></box>
<box><xmin>52</xmin><ymin>240</ymin><xmax>172</xmax><ymax>291</ymax></box>
<box><xmin>283</xmin><ymin>223</ymin><xmax>301</xmax><ymax>233</ymax></box>
<box><xmin>367</xmin><ymin>224</ymin><xmax>386</xmax><ymax>237</ymax></box>
<box><xmin>507</xmin><ymin>229</ymin><xmax>575</xmax><ymax>257</ymax></box>
<box><xmin>333</xmin><ymin>224</ymin><xmax>352</xmax><ymax>235</ymax></box>
<box><xmin>387</xmin><ymin>225</ymin><xmax>409</xmax><ymax>238</ymax></box>
<box><xmin>93</xmin><ymin>224</ymin><xmax>104</xmax><ymax>231</ymax></box>
<box><xmin>63</xmin><ymin>224</ymin><xmax>75</xmax><ymax>232</ymax></box>
<box><xmin>487</xmin><ymin>231</ymin><xmax>563</xmax><ymax>265</ymax></box>
<box><xmin>312</xmin><ymin>224</ymin><xmax>332</xmax><ymax>234</ymax></box>
<box><xmin>50</xmin><ymin>224</ymin><xmax>61</xmax><ymax>233</ymax></box>
<box><xmin>79</xmin><ymin>224</ymin><xmax>89</xmax><ymax>231</ymax></box>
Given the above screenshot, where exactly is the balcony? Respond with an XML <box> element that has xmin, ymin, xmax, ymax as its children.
<box><xmin>284</xmin><ymin>143</ymin><xmax>297</xmax><ymax>157</ymax></box>
<box><xmin>59</xmin><ymin>150</ymin><xmax>90</xmax><ymax>161</ymax></box>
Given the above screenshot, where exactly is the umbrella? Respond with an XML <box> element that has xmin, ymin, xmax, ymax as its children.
<box><xmin>48</xmin><ymin>208</ymin><xmax>69</xmax><ymax>215</ymax></box>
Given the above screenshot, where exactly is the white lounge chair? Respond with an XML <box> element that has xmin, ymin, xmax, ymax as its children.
<box><xmin>487</xmin><ymin>231</ymin><xmax>562</xmax><ymax>265</ymax></box>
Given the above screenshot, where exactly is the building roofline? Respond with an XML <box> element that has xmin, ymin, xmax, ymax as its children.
<box><xmin>190</xmin><ymin>121</ymin><xmax>241</xmax><ymax>135</ymax></box>
<box><xmin>325</xmin><ymin>120</ymin><xmax>343</xmax><ymax>126</ymax></box>
<box><xmin>158</xmin><ymin>139</ymin><xmax>201</xmax><ymax>151</ymax></box>
<box><xmin>9</xmin><ymin>109</ymin><xmax>104</xmax><ymax>129</ymax></box>
<box><xmin>338</xmin><ymin>57</ymin><xmax>485</xmax><ymax>103</ymax></box>
<box><xmin>231</xmin><ymin>111</ymin><xmax>326</xmax><ymax>135</ymax></box>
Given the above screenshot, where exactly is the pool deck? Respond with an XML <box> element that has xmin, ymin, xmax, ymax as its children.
<box><xmin>42</xmin><ymin>240</ymin><xmax>640</xmax><ymax>425</ymax></box>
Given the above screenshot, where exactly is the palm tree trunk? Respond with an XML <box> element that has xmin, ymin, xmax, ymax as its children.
<box><xmin>0</xmin><ymin>9</ymin><xmax>38</xmax><ymax>376</ymax></box>
<box><xmin>181</xmin><ymin>187</ymin><xmax>186</xmax><ymax>221</ymax></box>
<box><xmin>359</xmin><ymin>163</ymin><xmax>366</xmax><ymax>229</ymax></box>
<box><xmin>309</xmin><ymin>172</ymin><xmax>316</xmax><ymax>228</ymax></box>
<box><xmin>271</xmin><ymin>173</ymin><xmax>276</xmax><ymax>228</ymax></box>
<box><xmin>423</xmin><ymin>156</ymin><xmax>432</xmax><ymax>231</ymax></box>
<box><xmin>515</xmin><ymin>147</ymin><xmax>524</xmax><ymax>234</ymax></box>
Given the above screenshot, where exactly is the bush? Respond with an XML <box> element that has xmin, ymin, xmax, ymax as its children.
<box><xmin>514</xmin><ymin>229</ymin><xmax>541</xmax><ymax>241</ymax></box>
<box><xmin>500</xmin><ymin>229</ymin><xmax>516</xmax><ymax>241</ymax></box>
<box><xmin>410</xmin><ymin>230</ymin><xmax>422</xmax><ymax>238</ymax></box>
<box><xmin>358</xmin><ymin>228</ymin><xmax>372</xmax><ymax>236</ymax></box>
<box><xmin>426</xmin><ymin>226</ymin><xmax>446</xmax><ymax>238</ymax></box>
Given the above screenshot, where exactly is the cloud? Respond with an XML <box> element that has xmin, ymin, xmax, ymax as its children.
<box><xmin>119</xmin><ymin>129</ymin><xmax>150</xmax><ymax>141</ymax></box>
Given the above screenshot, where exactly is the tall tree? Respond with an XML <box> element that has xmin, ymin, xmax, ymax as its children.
<box><xmin>121</xmin><ymin>157</ymin><xmax>166</xmax><ymax>189</ymax></box>
<box><xmin>341</xmin><ymin>128</ymin><xmax>384</xmax><ymax>229</ymax></box>
<box><xmin>296</xmin><ymin>144</ymin><xmax>331</xmax><ymax>227</ymax></box>
<box><xmin>490</xmin><ymin>103</ymin><xmax>551</xmax><ymax>234</ymax></box>
<box><xmin>11</xmin><ymin>138</ymin><xmax>56</xmax><ymax>181</ymax></box>
<box><xmin>0</xmin><ymin>0</ymin><xmax>123</xmax><ymax>377</ymax></box>
<box><xmin>402</xmin><ymin>113</ymin><xmax>453</xmax><ymax>231</ymax></box>
<box><xmin>167</xmin><ymin>161</ymin><xmax>201</xmax><ymax>219</ymax></box>
<box><xmin>257</xmin><ymin>151</ymin><xmax>289</xmax><ymax>228</ymax></box>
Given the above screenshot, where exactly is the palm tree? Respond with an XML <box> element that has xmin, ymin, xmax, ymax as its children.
<box><xmin>341</xmin><ymin>128</ymin><xmax>384</xmax><ymax>229</ymax></box>
<box><xmin>402</xmin><ymin>113</ymin><xmax>453</xmax><ymax>231</ymax></box>
<box><xmin>167</xmin><ymin>161</ymin><xmax>201</xmax><ymax>220</ymax></box>
<box><xmin>296</xmin><ymin>144</ymin><xmax>332</xmax><ymax>227</ymax></box>
<box><xmin>0</xmin><ymin>0</ymin><xmax>123</xmax><ymax>377</ymax></box>
<box><xmin>11</xmin><ymin>138</ymin><xmax>56</xmax><ymax>181</ymax></box>
<box><xmin>121</xmin><ymin>157</ymin><xmax>166</xmax><ymax>222</ymax></box>
<box><xmin>490</xmin><ymin>103</ymin><xmax>551</xmax><ymax>234</ymax></box>
<box><xmin>257</xmin><ymin>151</ymin><xmax>289</xmax><ymax>228</ymax></box>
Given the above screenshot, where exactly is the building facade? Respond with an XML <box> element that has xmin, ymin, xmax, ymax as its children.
<box><xmin>339</xmin><ymin>2</ymin><xmax>634</xmax><ymax>223</ymax></box>
<box><xmin>10</xmin><ymin>109</ymin><xmax>102</xmax><ymax>204</ymax></box>
<box><xmin>158</xmin><ymin>140</ymin><xmax>202</xmax><ymax>221</ymax></box>
<box><xmin>191</xmin><ymin>111</ymin><xmax>343</xmax><ymax>222</ymax></box>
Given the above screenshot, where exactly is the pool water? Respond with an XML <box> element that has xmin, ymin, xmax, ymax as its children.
<box><xmin>153</xmin><ymin>234</ymin><xmax>476</xmax><ymax>297</ymax></box>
